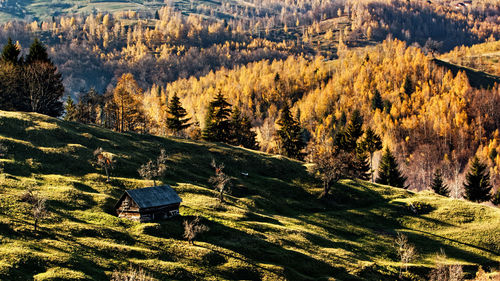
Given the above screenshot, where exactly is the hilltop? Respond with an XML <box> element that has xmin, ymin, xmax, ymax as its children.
<box><xmin>0</xmin><ymin>111</ymin><xmax>498</xmax><ymax>280</ymax></box>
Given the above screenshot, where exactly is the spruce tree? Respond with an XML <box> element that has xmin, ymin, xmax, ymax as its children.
<box><xmin>229</xmin><ymin>107</ymin><xmax>258</xmax><ymax>149</ymax></box>
<box><xmin>276</xmin><ymin>103</ymin><xmax>305</xmax><ymax>159</ymax></box>
<box><xmin>463</xmin><ymin>157</ymin><xmax>492</xmax><ymax>203</ymax></box>
<box><xmin>354</xmin><ymin>150</ymin><xmax>371</xmax><ymax>180</ymax></box>
<box><xmin>376</xmin><ymin>147</ymin><xmax>407</xmax><ymax>188</ymax></box>
<box><xmin>360</xmin><ymin>128</ymin><xmax>383</xmax><ymax>182</ymax></box>
<box><xmin>166</xmin><ymin>93</ymin><xmax>191</xmax><ymax>134</ymax></box>
<box><xmin>23</xmin><ymin>39</ymin><xmax>64</xmax><ymax>117</ymax></box>
<box><xmin>430</xmin><ymin>169</ymin><xmax>449</xmax><ymax>196</ymax></box>
<box><xmin>64</xmin><ymin>98</ymin><xmax>78</xmax><ymax>121</ymax></box>
<box><xmin>1</xmin><ymin>38</ymin><xmax>20</xmax><ymax>64</ymax></box>
<box><xmin>340</xmin><ymin>110</ymin><xmax>363</xmax><ymax>152</ymax></box>
<box><xmin>371</xmin><ymin>90</ymin><xmax>383</xmax><ymax>111</ymax></box>
<box><xmin>25</xmin><ymin>38</ymin><xmax>50</xmax><ymax>64</ymax></box>
<box><xmin>202</xmin><ymin>92</ymin><xmax>232</xmax><ymax>142</ymax></box>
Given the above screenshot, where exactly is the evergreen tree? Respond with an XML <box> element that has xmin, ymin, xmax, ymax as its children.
<box><xmin>430</xmin><ymin>169</ymin><xmax>449</xmax><ymax>196</ymax></box>
<box><xmin>166</xmin><ymin>93</ymin><xmax>191</xmax><ymax>134</ymax></box>
<box><xmin>64</xmin><ymin>98</ymin><xmax>78</xmax><ymax>121</ymax></box>
<box><xmin>1</xmin><ymin>38</ymin><xmax>20</xmax><ymax>64</ymax></box>
<box><xmin>340</xmin><ymin>110</ymin><xmax>363</xmax><ymax>152</ymax></box>
<box><xmin>371</xmin><ymin>90</ymin><xmax>383</xmax><ymax>111</ymax></box>
<box><xmin>25</xmin><ymin>39</ymin><xmax>50</xmax><ymax>64</ymax></box>
<box><xmin>463</xmin><ymin>157</ymin><xmax>492</xmax><ymax>203</ymax></box>
<box><xmin>202</xmin><ymin>92</ymin><xmax>232</xmax><ymax>142</ymax></box>
<box><xmin>354</xmin><ymin>150</ymin><xmax>371</xmax><ymax>180</ymax></box>
<box><xmin>229</xmin><ymin>107</ymin><xmax>258</xmax><ymax>149</ymax></box>
<box><xmin>23</xmin><ymin>39</ymin><xmax>65</xmax><ymax>117</ymax></box>
<box><xmin>402</xmin><ymin>75</ymin><xmax>413</xmax><ymax>96</ymax></box>
<box><xmin>376</xmin><ymin>147</ymin><xmax>407</xmax><ymax>188</ymax></box>
<box><xmin>360</xmin><ymin>128</ymin><xmax>383</xmax><ymax>182</ymax></box>
<box><xmin>275</xmin><ymin>103</ymin><xmax>305</xmax><ymax>159</ymax></box>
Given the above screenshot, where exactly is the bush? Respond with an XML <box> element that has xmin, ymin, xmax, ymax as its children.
<box><xmin>408</xmin><ymin>202</ymin><xmax>433</xmax><ymax>215</ymax></box>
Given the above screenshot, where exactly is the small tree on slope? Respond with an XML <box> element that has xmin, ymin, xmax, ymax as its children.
<box><xmin>166</xmin><ymin>93</ymin><xmax>191</xmax><ymax>135</ymax></box>
<box><xmin>463</xmin><ymin>157</ymin><xmax>492</xmax><ymax>203</ymax></box>
<box><xmin>376</xmin><ymin>147</ymin><xmax>407</xmax><ymax>188</ymax></box>
<box><xmin>430</xmin><ymin>169</ymin><xmax>449</xmax><ymax>196</ymax></box>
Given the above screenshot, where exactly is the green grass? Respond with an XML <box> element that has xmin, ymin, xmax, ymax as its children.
<box><xmin>0</xmin><ymin>110</ymin><xmax>498</xmax><ymax>280</ymax></box>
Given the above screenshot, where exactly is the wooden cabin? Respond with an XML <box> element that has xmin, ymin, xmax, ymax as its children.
<box><xmin>115</xmin><ymin>185</ymin><xmax>182</xmax><ymax>222</ymax></box>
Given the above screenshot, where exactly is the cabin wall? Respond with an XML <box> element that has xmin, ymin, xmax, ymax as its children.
<box><xmin>116</xmin><ymin>203</ymin><xmax>181</xmax><ymax>222</ymax></box>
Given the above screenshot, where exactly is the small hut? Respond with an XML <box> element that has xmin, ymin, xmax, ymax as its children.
<box><xmin>115</xmin><ymin>185</ymin><xmax>182</xmax><ymax>222</ymax></box>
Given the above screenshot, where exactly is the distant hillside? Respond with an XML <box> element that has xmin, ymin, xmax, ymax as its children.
<box><xmin>432</xmin><ymin>58</ymin><xmax>500</xmax><ymax>89</ymax></box>
<box><xmin>0</xmin><ymin>111</ymin><xmax>498</xmax><ymax>280</ymax></box>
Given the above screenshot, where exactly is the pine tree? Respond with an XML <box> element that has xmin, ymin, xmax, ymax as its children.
<box><xmin>463</xmin><ymin>157</ymin><xmax>492</xmax><ymax>202</ymax></box>
<box><xmin>354</xmin><ymin>150</ymin><xmax>370</xmax><ymax>180</ymax></box>
<box><xmin>371</xmin><ymin>90</ymin><xmax>383</xmax><ymax>111</ymax></box>
<box><xmin>275</xmin><ymin>103</ymin><xmax>305</xmax><ymax>159</ymax></box>
<box><xmin>430</xmin><ymin>169</ymin><xmax>449</xmax><ymax>196</ymax></box>
<box><xmin>402</xmin><ymin>75</ymin><xmax>413</xmax><ymax>96</ymax></box>
<box><xmin>360</xmin><ymin>128</ymin><xmax>383</xmax><ymax>182</ymax></box>
<box><xmin>1</xmin><ymin>38</ymin><xmax>20</xmax><ymax>64</ymax></box>
<box><xmin>376</xmin><ymin>147</ymin><xmax>407</xmax><ymax>188</ymax></box>
<box><xmin>202</xmin><ymin>92</ymin><xmax>232</xmax><ymax>142</ymax></box>
<box><xmin>166</xmin><ymin>93</ymin><xmax>191</xmax><ymax>134</ymax></box>
<box><xmin>229</xmin><ymin>107</ymin><xmax>258</xmax><ymax>149</ymax></box>
<box><xmin>23</xmin><ymin>39</ymin><xmax>65</xmax><ymax>117</ymax></box>
<box><xmin>340</xmin><ymin>110</ymin><xmax>363</xmax><ymax>152</ymax></box>
<box><xmin>64</xmin><ymin>98</ymin><xmax>78</xmax><ymax>121</ymax></box>
<box><xmin>25</xmin><ymin>39</ymin><xmax>50</xmax><ymax>64</ymax></box>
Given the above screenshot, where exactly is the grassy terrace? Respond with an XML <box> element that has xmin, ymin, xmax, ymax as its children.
<box><xmin>0</xmin><ymin>111</ymin><xmax>498</xmax><ymax>280</ymax></box>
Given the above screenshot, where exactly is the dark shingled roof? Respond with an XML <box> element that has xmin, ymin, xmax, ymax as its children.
<box><xmin>125</xmin><ymin>185</ymin><xmax>182</xmax><ymax>208</ymax></box>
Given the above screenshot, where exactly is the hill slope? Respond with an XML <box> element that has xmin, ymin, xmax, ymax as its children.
<box><xmin>0</xmin><ymin>111</ymin><xmax>498</xmax><ymax>280</ymax></box>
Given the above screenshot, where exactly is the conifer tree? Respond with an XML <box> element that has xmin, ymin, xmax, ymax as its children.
<box><xmin>371</xmin><ymin>90</ymin><xmax>383</xmax><ymax>111</ymax></box>
<box><xmin>430</xmin><ymin>169</ymin><xmax>449</xmax><ymax>196</ymax></box>
<box><xmin>202</xmin><ymin>92</ymin><xmax>232</xmax><ymax>142</ymax></box>
<box><xmin>376</xmin><ymin>147</ymin><xmax>407</xmax><ymax>188</ymax></box>
<box><xmin>25</xmin><ymin>39</ymin><xmax>50</xmax><ymax>64</ymax></box>
<box><xmin>463</xmin><ymin>157</ymin><xmax>492</xmax><ymax>203</ymax></box>
<box><xmin>229</xmin><ymin>107</ymin><xmax>258</xmax><ymax>149</ymax></box>
<box><xmin>354</xmin><ymin>150</ymin><xmax>371</xmax><ymax>180</ymax></box>
<box><xmin>64</xmin><ymin>98</ymin><xmax>78</xmax><ymax>121</ymax></box>
<box><xmin>1</xmin><ymin>38</ymin><xmax>20</xmax><ymax>64</ymax></box>
<box><xmin>340</xmin><ymin>110</ymin><xmax>363</xmax><ymax>152</ymax></box>
<box><xmin>23</xmin><ymin>39</ymin><xmax>64</xmax><ymax>117</ymax></box>
<box><xmin>275</xmin><ymin>103</ymin><xmax>305</xmax><ymax>159</ymax></box>
<box><xmin>166</xmin><ymin>93</ymin><xmax>191</xmax><ymax>135</ymax></box>
<box><xmin>360</xmin><ymin>128</ymin><xmax>383</xmax><ymax>182</ymax></box>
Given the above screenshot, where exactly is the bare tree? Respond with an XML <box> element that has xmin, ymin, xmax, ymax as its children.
<box><xmin>209</xmin><ymin>159</ymin><xmax>232</xmax><ymax>203</ymax></box>
<box><xmin>111</xmin><ymin>265</ymin><xmax>153</xmax><ymax>281</ymax></box>
<box><xmin>21</xmin><ymin>188</ymin><xmax>48</xmax><ymax>232</ymax></box>
<box><xmin>138</xmin><ymin>149</ymin><xmax>168</xmax><ymax>186</ymax></box>
<box><xmin>309</xmin><ymin>146</ymin><xmax>354</xmax><ymax>199</ymax></box>
<box><xmin>94</xmin><ymin>147</ymin><xmax>114</xmax><ymax>182</ymax></box>
<box><xmin>183</xmin><ymin>216</ymin><xmax>209</xmax><ymax>245</ymax></box>
<box><xmin>395</xmin><ymin>232</ymin><xmax>417</xmax><ymax>277</ymax></box>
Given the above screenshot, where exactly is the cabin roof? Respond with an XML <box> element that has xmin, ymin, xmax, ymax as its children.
<box><xmin>117</xmin><ymin>185</ymin><xmax>182</xmax><ymax>209</ymax></box>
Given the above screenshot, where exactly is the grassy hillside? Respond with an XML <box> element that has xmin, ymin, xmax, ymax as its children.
<box><xmin>0</xmin><ymin>0</ymin><xmax>245</xmax><ymax>22</ymax></box>
<box><xmin>431</xmin><ymin>58</ymin><xmax>500</xmax><ymax>89</ymax></box>
<box><xmin>0</xmin><ymin>111</ymin><xmax>498</xmax><ymax>280</ymax></box>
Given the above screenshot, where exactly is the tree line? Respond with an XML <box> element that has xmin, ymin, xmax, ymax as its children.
<box><xmin>0</xmin><ymin>38</ymin><xmax>64</xmax><ymax>117</ymax></box>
